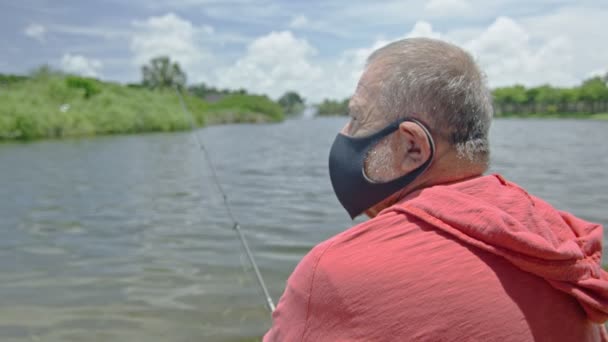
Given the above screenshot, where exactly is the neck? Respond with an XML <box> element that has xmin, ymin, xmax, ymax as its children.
<box><xmin>365</xmin><ymin>152</ymin><xmax>486</xmax><ymax>218</ymax></box>
<box><xmin>422</xmin><ymin>153</ymin><xmax>486</xmax><ymax>186</ymax></box>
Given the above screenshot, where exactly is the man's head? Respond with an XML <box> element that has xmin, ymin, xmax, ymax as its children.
<box><xmin>331</xmin><ymin>38</ymin><xmax>494</xmax><ymax>218</ymax></box>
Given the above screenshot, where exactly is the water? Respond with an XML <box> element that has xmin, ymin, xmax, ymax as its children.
<box><xmin>0</xmin><ymin>117</ymin><xmax>607</xmax><ymax>341</ymax></box>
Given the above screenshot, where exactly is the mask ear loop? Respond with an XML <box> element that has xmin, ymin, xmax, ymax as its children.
<box><xmin>361</xmin><ymin>118</ymin><xmax>436</xmax><ymax>184</ymax></box>
<box><xmin>409</xmin><ymin>118</ymin><xmax>436</xmax><ymax>168</ymax></box>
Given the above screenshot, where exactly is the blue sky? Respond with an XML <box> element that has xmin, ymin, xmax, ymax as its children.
<box><xmin>2</xmin><ymin>0</ymin><xmax>607</xmax><ymax>101</ymax></box>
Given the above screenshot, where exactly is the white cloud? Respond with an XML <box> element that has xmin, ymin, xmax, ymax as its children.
<box><xmin>216</xmin><ymin>31</ymin><xmax>323</xmax><ymax>99</ymax></box>
<box><xmin>322</xmin><ymin>20</ymin><xmax>442</xmax><ymax>100</ymax></box>
<box><xmin>519</xmin><ymin>6</ymin><xmax>608</xmax><ymax>85</ymax></box>
<box><xmin>60</xmin><ymin>54</ymin><xmax>103</xmax><ymax>78</ymax></box>
<box><xmin>287</xmin><ymin>14</ymin><xmax>350</xmax><ymax>38</ymax></box>
<box><xmin>338</xmin><ymin>19</ymin><xmax>441</xmax><ymax>78</ymax></box>
<box><xmin>203</xmin><ymin>2</ymin><xmax>283</xmax><ymax>26</ymax></box>
<box><xmin>45</xmin><ymin>4</ymin><xmax>602</xmax><ymax>104</ymax></box>
<box><xmin>425</xmin><ymin>0</ymin><xmax>472</xmax><ymax>15</ymax></box>
<box><xmin>460</xmin><ymin>17</ymin><xmax>576</xmax><ymax>87</ymax></box>
<box><xmin>406</xmin><ymin>21</ymin><xmax>442</xmax><ymax>39</ymax></box>
<box><xmin>130</xmin><ymin>13</ymin><xmax>215</xmax><ymax>83</ymax></box>
<box><xmin>208</xmin><ymin>20</ymin><xmax>469</xmax><ymax>101</ymax></box>
<box><xmin>310</xmin><ymin>13</ymin><xmax>606</xmax><ymax>101</ymax></box>
<box><xmin>48</xmin><ymin>24</ymin><xmax>129</xmax><ymax>39</ymax></box>
<box><xmin>289</xmin><ymin>15</ymin><xmax>309</xmax><ymax>29</ymax></box>
<box><xmin>332</xmin><ymin>17</ymin><xmax>585</xmax><ymax>90</ymax></box>
<box><xmin>588</xmin><ymin>68</ymin><xmax>607</xmax><ymax>79</ymax></box>
<box><xmin>24</xmin><ymin>24</ymin><xmax>46</xmax><ymax>42</ymax></box>
<box><xmin>339</xmin><ymin>0</ymin><xmax>574</xmax><ymax>26</ymax></box>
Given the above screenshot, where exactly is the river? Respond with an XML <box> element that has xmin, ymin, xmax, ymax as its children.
<box><xmin>1</xmin><ymin>117</ymin><xmax>607</xmax><ymax>341</ymax></box>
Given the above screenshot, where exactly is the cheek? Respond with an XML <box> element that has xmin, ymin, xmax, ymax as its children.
<box><xmin>363</xmin><ymin>138</ymin><xmax>394</xmax><ymax>182</ymax></box>
<box><xmin>340</xmin><ymin>122</ymin><xmax>350</xmax><ymax>135</ymax></box>
<box><xmin>390</xmin><ymin>135</ymin><xmax>407</xmax><ymax>167</ymax></box>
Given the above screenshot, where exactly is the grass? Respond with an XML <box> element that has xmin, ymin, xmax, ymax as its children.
<box><xmin>0</xmin><ymin>74</ymin><xmax>284</xmax><ymax>141</ymax></box>
<box><xmin>590</xmin><ymin>113</ymin><xmax>608</xmax><ymax>120</ymax></box>
<box><xmin>206</xmin><ymin>94</ymin><xmax>284</xmax><ymax>124</ymax></box>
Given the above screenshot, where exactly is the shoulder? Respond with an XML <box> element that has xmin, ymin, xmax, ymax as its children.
<box><xmin>288</xmin><ymin>210</ymin><xmax>446</xmax><ymax>340</ymax></box>
<box><xmin>299</xmin><ymin>209</ymin><xmax>426</xmax><ymax>289</ymax></box>
<box><xmin>290</xmin><ymin>209</ymin><xmax>416</xmax><ymax>282</ymax></box>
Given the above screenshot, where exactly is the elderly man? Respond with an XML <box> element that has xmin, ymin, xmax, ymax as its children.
<box><xmin>264</xmin><ymin>38</ymin><xmax>608</xmax><ymax>341</ymax></box>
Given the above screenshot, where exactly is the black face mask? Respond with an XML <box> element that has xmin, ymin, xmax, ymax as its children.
<box><xmin>328</xmin><ymin>118</ymin><xmax>435</xmax><ymax>219</ymax></box>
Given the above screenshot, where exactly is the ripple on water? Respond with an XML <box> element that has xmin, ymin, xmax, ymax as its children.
<box><xmin>1</xmin><ymin>118</ymin><xmax>607</xmax><ymax>341</ymax></box>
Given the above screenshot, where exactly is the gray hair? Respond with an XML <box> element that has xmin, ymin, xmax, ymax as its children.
<box><xmin>367</xmin><ymin>38</ymin><xmax>493</xmax><ymax>164</ymax></box>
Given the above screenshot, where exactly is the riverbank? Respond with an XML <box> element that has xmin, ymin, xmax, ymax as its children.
<box><xmin>497</xmin><ymin>112</ymin><xmax>608</xmax><ymax>120</ymax></box>
<box><xmin>317</xmin><ymin>111</ymin><xmax>608</xmax><ymax>120</ymax></box>
<box><xmin>0</xmin><ymin>74</ymin><xmax>284</xmax><ymax>141</ymax></box>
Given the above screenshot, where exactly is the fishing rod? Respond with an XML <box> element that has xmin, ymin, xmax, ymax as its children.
<box><xmin>175</xmin><ymin>87</ymin><xmax>276</xmax><ymax>313</ymax></box>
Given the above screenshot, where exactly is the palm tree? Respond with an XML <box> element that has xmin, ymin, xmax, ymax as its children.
<box><xmin>141</xmin><ymin>56</ymin><xmax>187</xmax><ymax>89</ymax></box>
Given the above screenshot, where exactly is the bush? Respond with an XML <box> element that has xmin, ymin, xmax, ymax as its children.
<box><xmin>317</xmin><ymin>98</ymin><xmax>349</xmax><ymax>116</ymax></box>
<box><xmin>209</xmin><ymin>94</ymin><xmax>284</xmax><ymax>122</ymax></box>
<box><xmin>0</xmin><ymin>72</ymin><xmax>285</xmax><ymax>141</ymax></box>
<box><xmin>0</xmin><ymin>74</ymin><xmax>28</xmax><ymax>86</ymax></box>
<box><xmin>66</xmin><ymin>76</ymin><xmax>101</xmax><ymax>99</ymax></box>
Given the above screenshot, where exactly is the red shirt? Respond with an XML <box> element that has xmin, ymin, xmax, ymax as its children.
<box><xmin>265</xmin><ymin>175</ymin><xmax>608</xmax><ymax>341</ymax></box>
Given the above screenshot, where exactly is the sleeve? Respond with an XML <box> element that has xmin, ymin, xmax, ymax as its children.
<box><xmin>263</xmin><ymin>240</ymin><xmax>334</xmax><ymax>342</ymax></box>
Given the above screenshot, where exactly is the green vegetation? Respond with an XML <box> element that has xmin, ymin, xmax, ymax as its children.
<box><xmin>65</xmin><ymin>75</ymin><xmax>101</xmax><ymax>99</ymax></box>
<box><xmin>188</xmin><ymin>83</ymin><xmax>248</xmax><ymax>99</ymax></box>
<box><xmin>3</xmin><ymin>55</ymin><xmax>606</xmax><ymax>142</ymax></box>
<box><xmin>205</xmin><ymin>94</ymin><xmax>285</xmax><ymax>124</ymax></box>
<box><xmin>316</xmin><ymin>98</ymin><xmax>350</xmax><ymax>116</ymax></box>
<box><xmin>0</xmin><ymin>73</ymin><xmax>206</xmax><ymax>140</ymax></box>
<box><xmin>491</xmin><ymin>74</ymin><xmax>608</xmax><ymax>118</ymax></box>
<box><xmin>142</xmin><ymin>56</ymin><xmax>187</xmax><ymax>90</ymax></box>
<box><xmin>0</xmin><ymin>57</ymin><xmax>285</xmax><ymax>141</ymax></box>
<box><xmin>315</xmin><ymin>74</ymin><xmax>608</xmax><ymax>120</ymax></box>
<box><xmin>0</xmin><ymin>73</ymin><xmax>27</xmax><ymax>86</ymax></box>
<box><xmin>591</xmin><ymin>113</ymin><xmax>608</xmax><ymax>120</ymax></box>
<box><xmin>278</xmin><ymin>91</ymin><xmax>305</xmax><ymax>116</ymax></box>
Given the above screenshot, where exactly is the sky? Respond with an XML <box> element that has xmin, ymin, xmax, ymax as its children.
<box><xmin>2</xmin><ymin>0</ymin><xmax>607</xmax><ymax>102</ymax></box>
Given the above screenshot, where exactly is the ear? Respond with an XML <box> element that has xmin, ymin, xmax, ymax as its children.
<box><xmin>397</xmin><ymin>121</ymin><xmax>432</xmax><ymax>173</ymax></box>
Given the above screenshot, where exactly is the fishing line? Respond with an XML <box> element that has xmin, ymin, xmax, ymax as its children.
<box><xmin>175</xmin><ymin>87</ymin><xmax>276</xmax><ymax>313</ymax></box>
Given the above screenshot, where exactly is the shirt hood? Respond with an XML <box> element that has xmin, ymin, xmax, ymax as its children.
<box><xmin>389</xmin><ymin>174</ymin><xmax>608</xmax><ymax>323</ymax></box>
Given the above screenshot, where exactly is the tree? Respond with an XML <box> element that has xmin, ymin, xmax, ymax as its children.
<box><xmin>579</xmin><ymin>76</ymin><xmax>608</xmax><ymax>113</ymax></box>
<box><xmin>141</xmin><ymin>56</ymin><xmax>186</xmax><ymax>89</ymax></box>
<box><xmin>533</xmin><ymin>85</ymin><xmax>560</xmax><ymax>113</ymax></box>
<box><xmin>278</xmin><ymin>91</ymin><xmax>305</xmax><ymax>115</ymax></box>
<box><xmin>316</xmin><ymin>98</ymin><xmax>350</xmax><ymax>116</ymax></box>
<box><xmin>492</xmin><ymin>85</ymin><xmax>528</xmax><ymax>115</ymax></box>
<box><xmin>30</xmin><ymin>64</ymin><xmax>61</xmax><ymax>79</ymax></box>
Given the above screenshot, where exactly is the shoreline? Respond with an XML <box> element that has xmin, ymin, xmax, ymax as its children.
<box><xmin>317</xmin><ymin>113</ymin><xmax>608</xmax><ymax>120</ymax></box>
<box><xmin>0</xmin><ymin>111</ymin><xmax>280</xmax><ymax>143</ymax></box>
<box><xmin>4</xmin><ymin>113</ymin><xmax>607</xmax><ymax>143</ymax></box>
<box><xmin>496</xmin><ymin>113</ymin><xmax>608</xmax><ymax>120</ymax></box>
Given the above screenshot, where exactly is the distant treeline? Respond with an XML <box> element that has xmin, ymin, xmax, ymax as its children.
<box><xmin>494</xmin><ymin>76</ymin><xmax>608</xmax><ymax>116</ymax></box>
<box><xmin>316</xmin><ymin>98</ymin><xmax>350</xmax><ymax>116</ymax></box>
<box><xmin>316</xmin><ymin>74</ymin><xmax>608</xmax><ymax>118</ymax></box>
<box><xmin>187</xmin><ymin>84</ymin><xmax>306</xmax><ymax>116</ymax></box>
